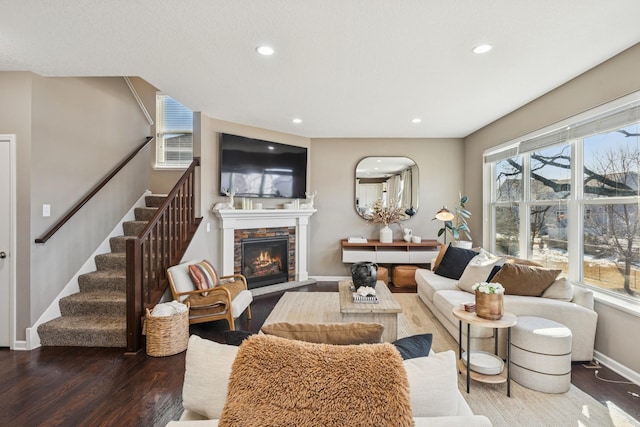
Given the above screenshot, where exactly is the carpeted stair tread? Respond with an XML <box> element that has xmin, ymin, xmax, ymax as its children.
<box><xmin>95</xmin><ymin>252</ymin><xmax>126</xmax><ymax>271</ymax></box>
<box><xmin>145</xmin><ymin>195</ymin><xmax>167</xmax><ymax>208</ymax></box>
<box><xmin>59</xmin><ymin>291</ymin><xmax>126</xmax><ymax>316</ymax></box>
<box><xmin>38</xmin><ymin>315</ymin><xmax>126</xmax><ymax>347</ymax></box>
<box><xmin>134</xmin><ymin>206</ymin><xmax>158</xmax><ymax>221</ymax></box>
<box><xmin>123</xmin><ymin>220</ymin><xmax>148</xmax><ymax>236</ymax></box>
<box><xmin>78</xmin><ymin>270</ymin><xmax>126</xmax><ymax>293</ymax></box>
<box><xmin>109</xmin><ymin>235</ymin><xmax>137</xmax><ymax>253</ymax></box>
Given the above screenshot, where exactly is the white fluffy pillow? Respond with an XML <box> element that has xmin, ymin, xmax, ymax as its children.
<box><xmin>457</xmin><ymin>249</ymin><xmax>504</xmax><ymax>293</ymax></box>
<box><xmin>403</xmin><ymin>350</ymin><xmax>459</xmax><ymax>417</ymax></box>
<box><xmin>182</xmin><ymin>335</ymin><xmax>238</xmax><ymax>419</ymax></box>
<box><xmin>542</xmin><ymin>276</ymin><xmax>574</xmax><ymax>301</ymax></box>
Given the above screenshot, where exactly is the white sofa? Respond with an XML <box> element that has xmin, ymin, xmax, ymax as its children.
<box><xmin>415</xmin><ymin>268</ymin><xmax>598</xmax><ymax>361</ymax></box>
<box><xmin>167</xmin><ymin>335</ymin><xmax>493</xmax><ymax>427</ymax></box>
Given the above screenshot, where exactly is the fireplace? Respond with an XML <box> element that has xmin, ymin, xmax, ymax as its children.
<box><xmin>241</xmin><ymin>236</ymin><xmax>289</xmax><ymax>289</ymax></box>
<box><xmin>213</xmin><ymin>209</ymin><xmax>316</xmax><ymax>288</ymax></box>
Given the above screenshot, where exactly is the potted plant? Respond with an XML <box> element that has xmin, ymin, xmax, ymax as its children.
<box><xmin>472</xmin><ymin>282</ymin><xmax>505</xmax><ymax>320</ymax></box>
<box><xmin>437</xmin><ymin>193</ymin><xmax>472</xmax><ymax>248</ymax></box>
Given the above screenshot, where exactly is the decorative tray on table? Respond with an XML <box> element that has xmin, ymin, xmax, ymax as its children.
<box><xmin>461</xmin><ymin>351</ymin><xmax>504</xmax><ymax>375</ymax></box>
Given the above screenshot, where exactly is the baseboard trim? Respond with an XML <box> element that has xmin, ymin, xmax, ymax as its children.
<box><xmin>594</xmin><ymin>350</ymin><xmax>640</xmax><ymax>386</ymax></box>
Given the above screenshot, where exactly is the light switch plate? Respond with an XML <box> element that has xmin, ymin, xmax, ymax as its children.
<box><xmin>43</xmin><ymin>204</ymin><xmax>50</xmax><ymax>217</ymax></box>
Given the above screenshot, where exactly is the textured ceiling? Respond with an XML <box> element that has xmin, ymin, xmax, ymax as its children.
<box><xmin>1</xmin><ymin>1</ymin><xmax>639</xmax><ymax>138</ymax></box>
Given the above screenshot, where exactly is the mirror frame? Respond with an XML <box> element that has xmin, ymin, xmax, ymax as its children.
<box><xmin>355</xmin><ymin>156</ymin><xmax>419</xmax><ymax>221</ymax></box>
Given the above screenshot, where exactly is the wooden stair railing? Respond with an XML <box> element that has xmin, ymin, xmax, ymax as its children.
<box><xmin>35</xmin><ymin>137</ymin><xmax>154</xmax><ymax>244</ymax></box>
<box><xmin>125</xmin><ymin>157</ymin><xmax>201</xmax><ymax>354</ymax></box>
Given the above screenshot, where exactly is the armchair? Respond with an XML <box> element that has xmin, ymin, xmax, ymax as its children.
<box><xmin>167</xmin><ymin>260</ymin><xmax>253</xmax><ymax>330</ymax></box>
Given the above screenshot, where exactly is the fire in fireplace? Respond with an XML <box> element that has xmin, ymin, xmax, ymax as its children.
<box><xmin>241</xmin><ymin>236</ymin><xmax>289</xmax><ymax>289</ymax></box>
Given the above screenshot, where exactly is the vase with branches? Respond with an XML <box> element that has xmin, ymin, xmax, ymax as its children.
<box><xmin>367</xmin><ymin>198</ymin><xmax>404</xmax><ymax>243</ymax></box>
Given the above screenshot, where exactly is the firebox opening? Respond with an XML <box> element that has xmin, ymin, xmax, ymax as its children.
<box><xmin>241</xmin><ymin>236</ymin><xmax>289</xmax><ymax>289</ymax></box>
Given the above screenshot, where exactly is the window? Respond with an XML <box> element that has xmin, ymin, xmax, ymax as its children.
<box><xmin>487</xmin><ymin>98</ymin><xmax>640</xmax><ymax>302</ymax></box>
<box><xmin>156</xmin><ymin>95</ymin><xmax>193</xmax><ymax>168</ymax></box>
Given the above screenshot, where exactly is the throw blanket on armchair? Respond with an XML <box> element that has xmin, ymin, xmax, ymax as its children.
<box><xmin>218</xmin><ymin>334</ymin><xmax>413</xmax><ymax>427</ymax></box>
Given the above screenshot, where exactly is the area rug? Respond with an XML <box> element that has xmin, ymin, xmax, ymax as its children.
<box><xmin>265</xmin><ymin>291</ymin><xmax>639</xmax><ymax>427</ymax></box>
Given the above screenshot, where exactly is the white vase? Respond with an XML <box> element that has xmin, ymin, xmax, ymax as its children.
<box><xmin>379</xmin><ymin>225</ymin><xmax>393</xmax><ymax>243</ymax></box>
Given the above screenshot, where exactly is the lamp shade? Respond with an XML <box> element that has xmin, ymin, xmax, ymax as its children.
<box><xmin>435</xmin><ymin>206</ymin><xmax>455</xmax><ymax>221</ymax></box>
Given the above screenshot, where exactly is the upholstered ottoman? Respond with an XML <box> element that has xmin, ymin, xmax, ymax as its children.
<box><xmin>377</xmin><ymin>265</ymin><xmax>389</xmax><ymax>285</ymax></box>
<box><xmin>511</xmin><ymin>316</ymin><xmax>572</xmax><ymax>393</ymax></box>
<box><xmin>392</xmin><ymin>265</ymin><xmax>418</xmax><ymax>287</ymax></box>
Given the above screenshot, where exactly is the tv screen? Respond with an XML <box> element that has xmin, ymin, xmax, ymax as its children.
<box><xmin>220</xmin><ymin>133</ymin><xmax>308</xmax><ymax>198</ymax></box>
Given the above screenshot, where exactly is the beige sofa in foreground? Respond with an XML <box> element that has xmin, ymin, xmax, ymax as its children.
<box><xmin>167</xmin><ymin>335</ymin><xmax>493</xmax><ymax>427</ymax></box>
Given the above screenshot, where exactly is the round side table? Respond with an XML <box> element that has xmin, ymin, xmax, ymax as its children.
<box><xmin>452</xmin><ymin>307</ymin><xmax>517</xmax><ymax>397</ymax></box>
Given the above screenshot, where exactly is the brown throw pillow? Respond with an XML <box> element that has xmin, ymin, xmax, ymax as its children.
<box><xmin>432</xmin><ymin>244</ymin><xmax>449</xmax><ymax>271</ymax></box>
<box><xmin>260</xmin><ymin>322</ymin><xmax>384</xmax><ymax>345</ymax></box>
<box><xmin>490</xmin><ymin>263</ymin><xmax>561</xmax><ymax>296</ymax></box>
<box><xmin>218</xmin><ymin>335</ymin><xmax>413</xmax><ymax>427</ymax></box>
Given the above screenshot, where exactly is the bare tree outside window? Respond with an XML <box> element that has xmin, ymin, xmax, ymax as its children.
<box><xmin>492</xmin><ymin>125</ymin><xmax>639</xmax><ymax>298</ymax></box>
<box><xmin>583</xmin><ymin>128</ymin><xmax>639</xmax><ymax>296</ymax></box>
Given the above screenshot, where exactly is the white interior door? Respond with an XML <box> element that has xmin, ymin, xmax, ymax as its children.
<box><xmin>0</xmin><ymin>135</ymin><xmax>15</xmax><ymax>347</ymax></box>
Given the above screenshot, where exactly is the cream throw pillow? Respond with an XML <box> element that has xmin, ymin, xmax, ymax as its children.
<box><xmin>542</xmin><ymin>276</ymin><xmax>574</xmax><ymax>301</ymax></box>
<box><xmin>404</xmin><ymin>350</ymin><xmax>459</xmax><ymax>417</ymax></box>
<box><xmin>182</xmin><ymin>335</ymin><xmax>238</xmax><ymax>419</ymax></box>
<box><xmin>457</xmin><ymin>249</ymin><xmax>504</xmax><ymax>293</ymax></box>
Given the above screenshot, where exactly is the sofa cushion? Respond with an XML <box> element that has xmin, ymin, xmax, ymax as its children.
<box><xmin>434</xmin><ymin>245</ymin><xmax>478</xmax><ymax>280</ymax></box>
<box><xmin>457</xmin><ymin>250</ymin><xmax>504</xmax><ymax>293</ymax></box>
<box><xmin>404</xmin><ymin>350</ymin><xmax>460</xmax><ymax>417</ymax></box>
<box><xmin>392</xmin><ymin>333</ymin><xmax>433</xmax><ymax>359</ymax></box>
<box><xmin>260</xmin><ymin>322</ymin><xmax>384</xmax><ymax>345</ymax></box>
<box><xmin>415</xmin><ymin>268</ymin><xmax>460</xmax><ymax>302</ymax></box>
<box><xmin>182</xmin><ymin>335</ymin><xmax>239</xmax><ymax>420</ymax></box>
<box><xmin>490</xmin><ymin>263</ymin><xmax>561</xmax><ymax>296</ymax></box>
<box><xmin>219</xmin><ymin>334</ymin><xmax>413</xmax><ymax>427</ymax></box>
<box><xmin>541</xmin><ymin>276</ymin><xmax>574</xmax><ymax>301</ymax></box>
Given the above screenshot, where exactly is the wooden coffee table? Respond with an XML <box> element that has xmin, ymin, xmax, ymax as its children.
<box><xmin>338</xmin><ymin>280</ymin><xmax>402</xmax><ymax>342</ymax></box>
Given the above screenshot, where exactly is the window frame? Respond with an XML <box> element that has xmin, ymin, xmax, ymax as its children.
<box><xmin>155</xmin><ymin>94</ymin><xmax>194</xmax><ymax>169</ymax></box>
<box><xmin>485</xmin><ymin>92</ymin><xmax>640</xmax><ymax>306</ymax></box>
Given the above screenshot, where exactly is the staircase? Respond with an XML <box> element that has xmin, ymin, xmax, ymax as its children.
<box><xmin>38</xmin><ymin>195</ymin><xmax>166</xmax><ymax>347</ymax></box>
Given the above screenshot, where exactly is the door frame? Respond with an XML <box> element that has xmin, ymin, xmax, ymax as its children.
<box><xmin>0</xmin><ymin>135</ymin><xmax>16</xmax><ymax>349</ymax></box>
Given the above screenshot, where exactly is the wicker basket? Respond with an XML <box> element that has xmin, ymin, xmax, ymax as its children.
<box><xmin>145</xmin><ymin>304</ymin><xmax>190</xmax><ymax>357</ymax></box>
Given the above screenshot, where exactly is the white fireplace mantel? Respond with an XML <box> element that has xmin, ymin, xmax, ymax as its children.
<box><xmin>213</xmin><ymin>209</ymin><xmax>317</xmax><ymax>281</ymax></box>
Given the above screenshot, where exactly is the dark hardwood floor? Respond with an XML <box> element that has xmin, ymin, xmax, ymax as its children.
<box><xmin>1</xmin><ymin>282</ymin><xmax>638</xmax><ymax>426</ymax></box>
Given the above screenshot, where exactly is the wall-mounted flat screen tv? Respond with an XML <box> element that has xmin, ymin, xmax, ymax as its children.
<box><xmin>220</xmin><ymin>133</ymin><xmax>308</xmax><ymax>198</ymax></box>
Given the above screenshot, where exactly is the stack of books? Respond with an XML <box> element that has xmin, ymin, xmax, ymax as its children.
<box><xmin>463</xmin><ymin>302</ymin><xmax>476</xmax><ymax>313</ymax></box>
<box><xmin>353</xmin><ymin>293</ymin><xmax>379</xmax><ymax>304</ymax></box>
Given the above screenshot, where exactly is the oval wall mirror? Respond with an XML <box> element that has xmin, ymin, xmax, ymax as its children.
<box><xmin>355</xmin><ymin>156</ymin><xmax>419</xmax><ymax>220</ymax></box>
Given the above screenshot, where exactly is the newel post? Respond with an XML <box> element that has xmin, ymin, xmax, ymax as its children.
<box><xmin>125</xmin><ymin>237</ymin><xmax>144</xmax><ymax>355</ymax></box>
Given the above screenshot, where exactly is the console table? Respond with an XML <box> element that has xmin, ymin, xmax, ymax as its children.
<box><xmin>341</xmin><ymin>239</ymin><xmax>439</xmax><ymax>264</ymax></box>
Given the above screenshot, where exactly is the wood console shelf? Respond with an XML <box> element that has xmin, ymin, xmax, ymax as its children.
<box><xmin>341</xmin><ymin>239</ymin><xmax>440</xmax><ymax>264</ymax></box>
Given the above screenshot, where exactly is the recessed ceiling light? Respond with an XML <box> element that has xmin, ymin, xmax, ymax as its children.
<box><xmin>412</xmin><ymin>118</ymin><xmax>422</xmax><ymax>123</ymax></box>
<box><xmin>292</xmin><ymin>118</ymin><xmax>302</xmax><ymax>124</ymax></box>
<box><xmin>472</xmin><ymin>44</ymin><xmax>493</xmax><ymax>54</ymax></box>
<box><xmin>256</xmin><ymin>45</ymin><xmax>274</xmax><ymax>56</ymax></box>
<box><xmin>268</xmin><ymin>146</ymin><xmax>275</xmax><ymax>150</ymax></box>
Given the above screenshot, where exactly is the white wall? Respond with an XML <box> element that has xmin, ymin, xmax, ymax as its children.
<box><xmin>0</xmin><ymin>73</ymin><xmax>152</xmax><ymax>339</ymax></box>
